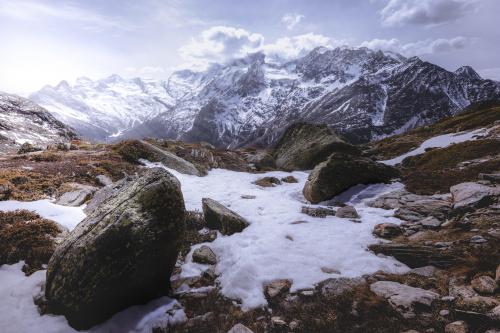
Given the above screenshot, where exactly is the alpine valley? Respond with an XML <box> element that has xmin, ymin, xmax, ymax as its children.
<box><xmin>30</xmin><ymin>46</ymin><xmax>500</xmax><ymax>147</ymax></box>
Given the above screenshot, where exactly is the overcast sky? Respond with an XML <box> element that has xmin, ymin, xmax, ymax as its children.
<box><xmin>0</xmin><ymin>0</ymin><xmax>498</xmax><ymax>94</ymax></box>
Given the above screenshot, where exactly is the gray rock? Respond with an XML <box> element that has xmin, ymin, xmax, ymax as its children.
<box><xmin>335</xmin><ymin>205</ymin><xmax>359</xmax><ymax>219</ymax></box>
<box><xmin>45</xmin><ymin>168</ymin><xmax>186</xmax><ymax>329</ymax></box>
<box><xmin>139</xmin><ymin>140</ymin><xmax>202</xmax><ymax>176</ymax></box>
<box><xmin>488</xmin><ymin>304</ymin><xmax>500</xmax><ymax>321</ymax></box>
<box><xmin>479</xmin><ymin>173</ymin><xmax>500</xmax><ymax>183</ymax></box>
<box><xmin>373</xmin><ymin>222</ymin><xmax>402</xmax><ymax>238</ymax></box>
<box><xmin>370</xmin><ymin>281</ymin><xmax>439</xmax><ymax>318</ymax></box>
<box><xmin>303</xmin><ymin>153</ymin><xmax>398</xmax><ymax>203</ymax></box>
<box><xmin>96</xmin><ymin>174</ymin><xmax>112</xmax><ymax>186</ymax></box>
<box><xmin>319</xmin><ymin>277</ymin><xmax>366</xmax><ymax>300</ymax></box>
<box><xmin>420</xmin><ymin>217</ymin><xmax>442</xmax><ymax>229</ymax></box>
<box><xmin>192</xmin><ymin>245</ymin><xmax>217</xmax><ymax>265</ymax></box>
<box><xmin>273</xmin><ymin>122</ymin><xmax>359</xmax><ymax>171</ymax></box>
<box><xmin>301</xmin><ymin>206</ymin><xmax>336</xmax><ymax>218</ymax></box>
<box><xmin>227</xmin><ymin>323</ymin><xmax>254</xmax><ymax>333</ymax></box>
<box><xmin>265</xmin><ymin>279</ymin><xmax>292</xmax><ymax>299</ymax></box>
<box><xmin>0</xmin><ymin>180</ymin><xmax>13</xmax><ymax>200</ymax></box>
<box><xmin>56</xmin><ymin>184</ymin><xmax>98</xmax><ymax>207</ymax></box>
<box><xmin>369</xmin><ymin>243</ymin><xmax>461</xmax><ymax>268</ymax></box>
<box><xmin>444</xmin><ymin>321</ymin><xmax>468</xmax><ymax>333</ymax></box>
<box><xmin>470</xmin><ymin>235</ymin><xmax>487</xmax><ymax>243</ymax></box>
<box><xmin>202</xmin><ymin>198</ymin><xmax>249</xmax><ymax>235</ymax></box>
<box><xmin>451</xmin><ymin>182</ymin><xmax>500</xmax><ymax>210</ymax></box>
<box><xmin>471</xmin><ymin>276</ymin><xmax>497</xmax><ymax>294</ymax></box>
<box><xmin>409</xmin><ymin>266</ymin><xmax>437</xmax><ymax>278</ymax></box>
<box><xmin>321</xmin><ymin>267</ymin><xmax>341</xmax><ymax>275</ymax></box>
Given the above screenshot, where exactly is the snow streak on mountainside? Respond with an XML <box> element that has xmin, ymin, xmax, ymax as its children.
<box><xmin>30</xmin><ymin>47</ymin><xmax>500</xmax><ymax>147</ymax></box>
<box><xmin>0</xmin><ymin>92</ymin><xmax>76</xmax><ymax>153</ymax></box>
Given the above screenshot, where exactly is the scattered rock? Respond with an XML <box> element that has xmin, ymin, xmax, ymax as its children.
<box><xmin>265</xmin><ymin>279</ymin><xmax>292</xmax><ymax>299</ymax></box>
<box><xmin>254</xmin><ymin>177</ymin><xmax>282</xmax><ymax>187</ymax></box>
<box><xmin>335</xmin><ymin>205</ymin><xmax>359</xmax><ymax>218</ymax></box>
<box><xmin>96</xmin><ymin>174</ymin><xmax>112</xmax><ymax>186</ymax></box>
<box><xmin>373</xmin><ymin>223</ymin><xmax>402</xmax><ymax>238</ymax></box>
<box><xmin>281</xmin><ymin>175</ymin><xmax>298</xmax><ymax>183</ymax></box>
<box><xmin>303</xmin><ymin>153</ymin><xmax>398</xmax><ymax>203</ymax></box>
<box><xmin>321</xmin><ymin>267</ymin><xmax>341</xmax><ymax>275</ymax></box>
<box><xmin>202</xmin><ymin>198</ymin><xmax>249</xmax><ymax>235</ymax></box>
<box><xmin>56</xmin><ymin>183</ymin><xmax>98</xmax><ymax>207</ymax></box>
<box><xmin>409</xmin><ymin>266</ymin><xmax>437</xmax><ymax>278</ymax></box>
<box><xmin>241</xmin><ymin>195</ymin><xmax>256</xmax><ymax>199</ymax></box>
<box><xmin>420</xmin><ymin>216</ymin><xmax>442</xmax><ymax>229</ymax></box>
<box><xmin>301</xmin><ymin>206</ymin><xmax>335</xmax><ymax>218</ymax></box>
<box><xmin>450</xmin><ymin>182</ymin><xmax>500</xmax><ymax>211</ymax></box>
<box><xmin>319</xmin><ymin>277</ymin><xmax>366</xmax><ymax>299</ymax></box>
<box><xmin>456</xmin><ymin>295</ymin><xmax>499</xmax><ymax>313</ymax></box>
<box><xmin>369</xmin><ymin>243</ymin><xmax>461</xmax><ymax>268</ymax></box>
<box><xmin>496</xmin><ymin>265</ymin><xmax>500</xmax><ymax>283</ymax></box>
<box><xmin>0</xmin><ymin>180</ymin><xmax>13</xmax><ymax>200</ymax></box>
<box><xmin>440</xmin><ymin>309</ymin><xmax>450</xmax><ymax>316</ymax></box>
<box><xmin>270</xmin><ymin>316</ymin><xmax>288</xmax><ymax>331</ymax></box>
<box><xmin>192</xmin><ymin>245</ymin><xmax>217</xmax><ymax>265</ymax></box>
<box><xmin>488</xmin><ymin>304</ymin><xmax>500</xmax><ymax>321</ymax></box>
<box><xmin>471</xmin><ymin>276</ymin><xmax>497</xmax><ymax>294</ymax></box>
<box><xmin>17</xmin><ymin>142</ymin><xmax>42</xmax><ymax>154</ymax></box>
<box><xmin>479</xmin><ymin>173</ymin><xmax>500</xmax><ymax>183</ymax></box>
<box><xmin>444</xmin><ymin>321</ymin><xmax>468</xmax><ymax>333</ymax></box>
<box><xmin>370</xmin><ymin>281</ymin><xmax>439</xmax><ymax>319</ymax></box>
<box><xmin>273</xmin><ymin>122</ymin><xmax>359</xmax><ymax>171</ymax></box>
<box><xmin>470</xmin><ymin>235</ymin><xmax>487</xmax><ymax>244</ymax></box>
<box><xmin>228</xmin><ymin>323</ymin><xmax>254</xmax><ymax>333</ymax></box>
<box><xmin>45</xmin><ymin>168</ymin><xmax>186</xmax><ymax>329</ymax></box>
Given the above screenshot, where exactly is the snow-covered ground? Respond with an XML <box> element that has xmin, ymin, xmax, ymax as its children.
<box><xmin>143</xmin><ymin>161</ymin><xmax>409</xmax><ymax>309</ymax></box>
<box><xmin>382</xmin><ymin>127</ymin><xmax>489</xmax><ymax>166</ymax></box>
<box><xmin>0</xmin><ymin>199</ymin><xmax>85</xmax><ymax>231</ymax></box>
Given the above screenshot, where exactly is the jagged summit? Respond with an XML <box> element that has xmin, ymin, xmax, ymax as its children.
<box><xmin>30</xmin><ymin>46</ymin><xmax>500</xmax><ymax>147</ymax></box>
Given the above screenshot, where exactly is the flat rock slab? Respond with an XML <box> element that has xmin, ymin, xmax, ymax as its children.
<box><xmin>202</xmin><ymin>198</ymin><xmax>249</xmax><ymax>235</ymax></box>
<box><xmin>451</xmin><ymin>182</ymin><xmax>500</xmax><ymax>210</ymax></box>
<box><xmin>370</xmin><ymin>281</ymin><xmax>439</xmax><ymax>318</ymax></box>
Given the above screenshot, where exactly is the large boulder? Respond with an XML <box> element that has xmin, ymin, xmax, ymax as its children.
<box><xmin>303</xmin><ymin>153</ymin><xmax>399</xmax><ymax>203</ymax></box>
<box><xmin>450</xmin><ymin>182</ymin><xmax>500</xmax><ymax>211</ymax></box>
<box><xmin>273</xmin><ymin>123</ymin><xmax>359</xmax><ymax>171</ymax></box>
<box><xmin>202</xmin><ymin>198</ymin><xmax>249</xmax><ymax>235</ymax></box>
<box><xmin>45</xmin><ymin>168</ymin><xmax>186</xmax><ymax>329</ymax></box>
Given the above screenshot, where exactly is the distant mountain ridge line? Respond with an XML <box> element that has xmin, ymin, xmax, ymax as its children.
<box><xmin>29</xmin><ymin>46</ymin><xmax>500</xmax><ymax>148</ymax></box>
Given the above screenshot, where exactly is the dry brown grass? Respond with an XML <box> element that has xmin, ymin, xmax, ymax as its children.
<box><xmin>0</xmin><ymin>210</ymin><xmax>61</xmax><ymax>275</ymax></box>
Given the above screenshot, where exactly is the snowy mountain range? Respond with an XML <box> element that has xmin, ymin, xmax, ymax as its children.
<box><xmin>30</xmin><ymin>46</ymin><xmax>500</xmax><ymax>147</ymax></box>
<box><xmin>0</xmin><ymin>92</ymin><xmax>75</xmax><ymax>153</ymax></box>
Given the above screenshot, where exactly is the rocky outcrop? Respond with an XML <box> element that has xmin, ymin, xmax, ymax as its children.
<box><xmin>303</xmin><ymin>153</ymin><xmax>398</xmax><ymax>203</ymax></box>
<box><xmin>450</xmin><ymin>182</ymin><xmax>500</xmax><ymax>211</ymax></box>
<box><xmin>370</xmin><ymin>281</ymin><xmax>439</xmax><ymax>318</ymax></box>
<box><xmin>202</xmin><ymin>198</ymin><xmax>249</xmax><ymax>235</ymax></box>
<box><xmin>273</xmin><ymin>123</ymin><xmax>359</xmax><ymax>171</ymax></box>
<box><xmin>45</xmin><ymin>168</ymin><xmax>186</xmax><ymax>329</ymax></box>
<box><xmin>56</xmin><ymin>183</ymin><xmax>98</xmax><ymax>207</ymax></box>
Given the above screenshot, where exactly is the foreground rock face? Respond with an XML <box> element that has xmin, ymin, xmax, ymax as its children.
<box><xmin>303</xmin><ymin>153</ymin><xmax>399</xmax><ymax>203</ymax></box>
<box><xmin>45</xmin><ymin>168</ymin><xmax>186</xmax><ymax>329</ymax></box>
<box><xmin>202</xmin><ymin>198</ymin><xmax>249</xmax><ymax>235</ymax></box>
<box><xmin>273</xmin><ymin>123</ymin><xmax>359</xmax><ymax>171</ymax></box>
<box><xmin>370</xmin><ymin>281</ymin><xmax>439</xmax><ymax>318</ymax></box>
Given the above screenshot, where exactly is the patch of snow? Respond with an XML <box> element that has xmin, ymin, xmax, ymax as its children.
<box><xmin>382</xmin><ymin>127</ymin><xmax>489</xmax><ymax>166</ymax></box>
<box><xmin>0</xmin><ymin>200</ymin><xmax>85</xmax><ymax>231</ymax></box>
<box><xmin>143</xmin><ymin>161</ymin><xmax>409</xmax><ymax>310</ymax></box>
<box><xmin>0</xmin><ymin>262</ymin><xmax>186</xmax><ymax>333</ymax></box>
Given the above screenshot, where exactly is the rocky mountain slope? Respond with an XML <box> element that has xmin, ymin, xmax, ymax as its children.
<box><xmin>30</xmin><ymin>47</ymin><xmax>500</xmax><ymax>147</ymax></box>
<box><xmin>0</xmin><ymin>92</ymin><xmax>76</xmax><ymax>153</ymax></box>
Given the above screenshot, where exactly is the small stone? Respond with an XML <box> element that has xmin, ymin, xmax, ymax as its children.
<box><xmin>288</xmin><ymin>320</ymin><xmax>300</xmax><ymax>331</ymax></box>
<box><xmin>434</xmin><ymin>242</ymin><xmax>452</xmax><ymax>248</ymax></box>
<box><xmin>320</xmin><ymin>277</ymin><xmax>365</xmax><ymax>299</ymax></box>
<box><xmin>335</xmin><ymin>205</ymin><xmax>359</xmax><ymax>219</ymax></box>
<box><xmin>290</xmin><ymin>220</ymin><xmax>308</xmax><ymax>225</ymax></box>
<box><xmin>489</xmin><ymin>304</ymin><xmax>500</xmax><ymax>321</ymax></box>
<box><xmin>471</xmin><ymin>276</ymin><xmax>497</xmax><ymax>294</ymax></box>
<box><xmin>301</xmin><ymin>206</ymin><xmax>336</xmax><ymax>218</ymax></box>
<box><xmin>409</xmin><ymin>266</ymin><xmax>436</xmax><ymax>278</ymax></box>
<box><xmin>373</xmin><ymin>222</ymin><xmax>402</xmax><ymax>238</ymax></box>
<box><xmin>192</xmin><ymin>245</ymin><xmax>217</xmax><ymax>265</ymax></box>
<box><xmin>444</xmin><ymin>321</ymin><xmax>468</xmax><ymax>333</ymax></box>
<box><xmin>439</xmin><ymin>309</ymin><xmax>450</xmax><ymax>316</ymax></box>
<box><xmin>281</xmin><ymin>176</ymin><xmax>298</xmax><ymax>183</ymax></box>
<box><xmin>265</xmin><ymin>279</ymin><xmax>292</xmax><ymax>299</ymax></box>
<box><xmin>254</xmin><ymin>177</ymin><xmax>282</xmax><ymax>187</ymax></box>
<box><xmin>495</xmin><ymin>265</ymin><xmax>500</xmax><ymax>283</ymax></box>
<box><xmin>96</xmin><ymin>174</ymin><xmax>112</xmax><ymax>186</ymax></box>
<box><xmin>441</xmin><ymin>296</ymin><xmax>456</xmax><ymax>302</ymax></box>
<box><xmin>227</xmin><ymin>323</ymin><xmax>254</xmax><ymax>333</ymax></box>
<box><xmin>270</xmin><ymin>316</ymin><xmax>287</xmax><ymax>331</ymax></box>
<box><xmin>420</xmin><ymin>216</ymin><xmax>442</xmax><ymax>229</ymax></box>
<box><xmin>470</xmin><ymin>235</ymin><xmax>487</xmax><ymax>243</ymax></box>
<box><xmin>241</xmin><ymin>195</ymin><xmax>256</xmax><ymax>199</ymax></box>
<box><xmin>321</xmin><ymin>267</ymin><xmax>341</xmax><ymax>274</ymax></box>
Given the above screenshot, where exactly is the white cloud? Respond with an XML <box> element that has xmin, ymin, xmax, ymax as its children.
<box><xmin>379</xmin><ymin>0</ymin><xmax>478</xmax><ymax>26</ymax></box>
<box><xmin>178</xmin><ymin>26</ymin><xmax>342</xmax><ymax>69</ymax></box>
<box><xmin>478</xmin><ymin>67</ymin><xmax>500</xmax><ymax>81</ymax></box>
<box><xmin>360</xmin><ymin>36</ymin><xmax>469</xmax><ymax>56</ymax></box>
<box><xmin>179</xmin><ymin>26</ymin><xmax>264</xmax><ymax>69</ymax></box>
<box><xmin>281</xmin><ymin>13</ymin><xmax>305</xmax><ymax>30</ymax></box>
<box><xmin>125</xmin><ymin>66</ymin><xmax>166</xmax><ymax>76</ymax></box>
<box><xmin>0</xmin><ymin>0</ymin><xmax>133</xmax><ymax>31</ymax></box>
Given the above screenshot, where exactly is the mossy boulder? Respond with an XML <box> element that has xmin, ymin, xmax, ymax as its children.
<box><xmin>45</xmin><ymin>168</ymin><xmax>186</xmax><ymax>329</ymax></box>
<box><xmin>202</xmin><ymin>198</ymin><xmax>249</xmax><ymax>235</ymax></box>
<box><xmin>303</xmin><ymin>153</ymin><xmax>399</xmax><ymax>203</ymax></box>
<box><xmin>273</xmin><ymin>122</ymin><xmax>360</xmax><ymax>171</ymax></box>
